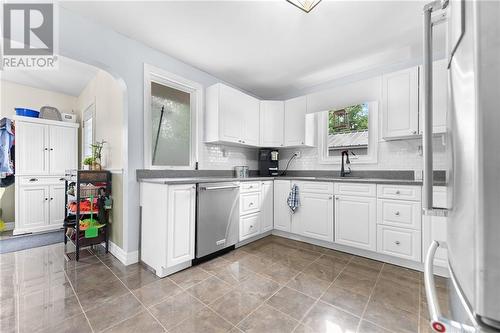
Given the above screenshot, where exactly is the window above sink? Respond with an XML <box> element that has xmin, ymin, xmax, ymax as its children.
<box><xmin>317</xmin><ymin>101</ymin><xmax>378</xmax><ymax>165</ymax></box>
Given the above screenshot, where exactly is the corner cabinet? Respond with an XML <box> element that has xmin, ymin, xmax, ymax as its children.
<box><xmin>14</xmin><ymin>116</ymin><xmax>79</xmax><ymax>235</ymax></box>
<box><xmin>205</xmin><ymin>83</ymin><xmax>260</xmax><ymax>147</ymax></box>
<box><xmin>140</xmin><ymin>182</ymin><xmax>196</xmax><ymax>277</ymax></box>
<box><xmin>260</xmin><ymin>101</ymin><xmax>285</xmax><ymax>147</ymax></box>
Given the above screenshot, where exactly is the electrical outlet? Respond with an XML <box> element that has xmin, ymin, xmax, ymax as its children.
<box><xmin>294</xmin><ymin>151</ymin><xmax>301</xmax><ymax>159</ymax></box>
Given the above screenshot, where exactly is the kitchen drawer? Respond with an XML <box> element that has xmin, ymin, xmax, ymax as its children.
<box><xmin>240</xmin><ymin>213</ymin><xmax>260</xmax><ymax>241</ymax></box>
<box><xmin>240</xmin><ymin>181</ymin><xmax>261</xmax><ymax>193</ymax></box>
<box><xmin>334</xmin><ymin>183</ymin><xmax>376</xmax><ymax>197</ymax></box>
<box><xmin>377</xmin><ymin>185</ymin><xmax>421</xmax><ymax>201</ymax></box>
<box><xmin>296</xmin><ymin>181</ymin><xmax>333</xmax><ymax>194</ymax></box>
<box><xmin>240</xmin><ymin>192</ymin><xmax>261</xmax><ymax>215</ymax></box>
<box><xmin>377</xmin><ymin>199</ymin><xmax>422</xmax><ymax>230</ymax></box>
<box><xmin>18</xmin><ymin>176</ymin><xmax>66</xmax><ymax>186</ymax></box>
<box><xmin>377</xmin><ymin>225</ymin><xmax>421</xmax><ymax>262</ymax></box>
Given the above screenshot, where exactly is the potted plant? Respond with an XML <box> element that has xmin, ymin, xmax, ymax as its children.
<box><xmin>90</xmin><ymin>140</ymin><xmax>106</xmax><ymax>170</ymax></box>
<box><xmin>83</xmin><ymin>157</ymin><xmax>94</xmax><ymax>170</ymax></box>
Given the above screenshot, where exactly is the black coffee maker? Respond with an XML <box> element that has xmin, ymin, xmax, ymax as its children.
<box><xmin>259</xmin><ymin>149</ymin><xmax>279</xmax><ymax>176</ymax></box>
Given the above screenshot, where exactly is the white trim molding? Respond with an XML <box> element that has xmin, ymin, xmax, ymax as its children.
<box><xmin>143</xmin><ymin>63</ymin><xmax>202</xmax><ymax>170</ymax></box>
<box><xmin>108</xmin><ymin>241</ymin><xmax>139</xmax><ymax>266</ymax></box>
<box><xmin>317</xmin><ymin>100</ymin><xmax>379</xmax><ymax>165</ymax></box>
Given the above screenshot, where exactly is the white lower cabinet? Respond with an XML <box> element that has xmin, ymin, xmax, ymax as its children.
<box><xmin>335</xmin><ymin>195</ymin><xmax>377</xmax><ymax>251</ymax></box>
<box><xmin>273</xmin><ymin>180</ymin><xmax>292</xmax><ymax>232</ymax></box>
<box><xmin>166</xmin><ymin>185</ymin><xmax>196</xmax><ymax>267</ymax></box>
<box><xmin>240</xmin><ymin>213</ymin><xmax>260</xmax><ymax>240</ymax></box>
<box><xmin>140</xmin><ymin>183</ymin><xmax>195</xmax><ymax>277</ymax></box>
<box><xmin>377</xmin><ymin>225</ymin><xmax>421</xmax><ymax>261</ymax></box>
<box><xmin>15</xmin><ymin>178</ymin><xmax>67</xmax><ymax>234</ymax></box>
<box><xmin>260</xmin><ymin>181</ymin><xmax>274</xmax><ymax>233</ymax></box>
<box><xmin>294</xmin><ymin>191</ymin><xmax>334</xmax><ymax>242</ymax></box>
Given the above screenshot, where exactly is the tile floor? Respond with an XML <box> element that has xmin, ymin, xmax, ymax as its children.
<box><xmin>0</xmin><ymin>235</ymin><xmax>450</xmax><ymax>333</ymax></box>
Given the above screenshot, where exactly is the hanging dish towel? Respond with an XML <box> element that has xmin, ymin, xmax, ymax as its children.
<box><xmin>287</xmin><ymin>184</ymin><xmax>300</xmax><ymax>213</ymax></box>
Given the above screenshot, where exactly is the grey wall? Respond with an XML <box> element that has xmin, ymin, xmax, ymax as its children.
<box><xmin>59</xmin><ymin>6</ymin><xmax>224</xmax><ymax>253</ymax></box>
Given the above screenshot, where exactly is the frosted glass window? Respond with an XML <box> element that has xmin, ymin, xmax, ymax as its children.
<box><xmin>151</xmin><ymin>82</ymin><xmax>191</xmax><ymax>166</ymax></box>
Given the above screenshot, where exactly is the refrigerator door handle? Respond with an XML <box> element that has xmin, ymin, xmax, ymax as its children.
<box><xmin>424</xmin><ymin>241</ymin><xmax>478</xmax><ymax>332</ymax></box>
<box><xmin>422</xmin><ymin>0</ymin><xmax>450</xmax><ymax>217</ymax></box>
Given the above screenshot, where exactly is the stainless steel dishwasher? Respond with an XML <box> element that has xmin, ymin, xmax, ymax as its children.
<box><xmin>196</xmin><ymin>182</ymin><xmax>239</xmax><ymax>260</ymax></box>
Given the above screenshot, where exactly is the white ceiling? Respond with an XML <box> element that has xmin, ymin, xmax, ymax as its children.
<box><xmin>61</xmin><ymin>0</ymin><xmax>435</xmax><ymax>99</ymax></box>
<box><xmin>1</xmin><ymin>56</ymin><xmax>98</xmax><ymax>96</ymax></box>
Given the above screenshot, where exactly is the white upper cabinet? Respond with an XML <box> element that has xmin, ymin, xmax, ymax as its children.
<box><xmin>260</xmin><ymin>101</ymin><xmax>284</xmax><ymax>147</ymax></box>
<box><xmin>16</xmin><ymin>121</ymin><xmax>49</xmax><ymax>175</ymax></box>
<box><xmin>49</xmin><ymin>126</ymin><xmax>78</xmax><ymax>175</ymax></box>
<box><xmin>284</xmin><ymin>96</ymin><xmax>315</xmax><ymax>147</ymax></box>
<box><xmin>15</xmin><ymin>117</ymin><xmax>78</xmax><ymax>175</ymax></box>
<box><xmin>205</xmin><ymin>83</ymin><xmax>260</xmax><ymax>146</ymax></box>
<box><xmin>382</xmin><ymin>67</ymin><xmax>420</xmax><ymax>139</ymax></box>
<box><xmin>419</xmin><ymin>58</ymin><xmax>448</xmax><ymax>134</ymax></box>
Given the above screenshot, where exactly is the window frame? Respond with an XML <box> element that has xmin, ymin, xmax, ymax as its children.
<box><xmin>82</xmin><ymin>102</ymin><xmax>96</xmax><ymax>166</ymax></box>
<box><xmin>143</xmin><ymin>64</ymin><xmax>201</xmax><ymax>170</ymax></box>
<box><xmin>317</xmin><ymin>101</ymin><xmax>379</xmax><ymax>165</ymax></box>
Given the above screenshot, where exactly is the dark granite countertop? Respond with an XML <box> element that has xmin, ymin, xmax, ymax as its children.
<box><xmin>139</xmin><ymin>176</ymin><xmax>445</xmax><ymax>186</ymax></box>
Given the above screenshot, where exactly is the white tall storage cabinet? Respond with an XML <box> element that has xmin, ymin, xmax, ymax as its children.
<box><xmin>14</xmin><ymin>116</ymin><xmax>78</xmax><ymax>235</ymax></box>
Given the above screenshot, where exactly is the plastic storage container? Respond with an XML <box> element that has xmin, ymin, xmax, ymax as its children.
<box><xmin>15</xmin><ymin>108</ymin><xmax>39</xmax><ymax>118</ymax></box>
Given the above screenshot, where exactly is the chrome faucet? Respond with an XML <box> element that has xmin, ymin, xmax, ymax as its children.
<box><xmin>340</xmin><ymin>150</ymin><xmax>353</xmax><ymax>177</ymax></box>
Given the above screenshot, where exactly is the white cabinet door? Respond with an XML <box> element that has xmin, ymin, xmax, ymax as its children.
<box><xmin>383</xmin><ymin>67</ymin><xmax>419</xmax><ymax>139</ymax></box>
<box><xmin>166</xmin><ymin>184</ymin><xmax>196</xmax><ymax>267</ymax></box>
<box><xmin>296</xmin><ymin>192</ymin><xmax>334</xmax><ymax>242</ymax></box>
<box><xmin>16</xmin><ymin>122</ymin><xmax>49</xmax><ymax>175</ymax></box>
<box><xmin>242</xmin><ymin>94</ymin><xmax>260</xmax><ymax>146</ymax></box>
<box><xmin>419</xmin><ymin>59</ymin><xmax>448</xmax><ymax>134</ymax></box>
<box><xmin>284</xmin><ymin>96</ymin><xmax>307</xmax><ymax>146</ymax></box>
<box><xmin>260</xmin><ymin>181</ymin><xmax>274</xmax><ymax>232</ymax></box>
<box><xmin>19</xmin><ymin>185</ymin><xmax>49</xmax><ymax>229</ymax></box>
<box><xmin>335</xmin><ymin>195</ymin><xmax>377</xmax><ymax>251</ymax></box>
<box><xmin>49</xmin><ymin>126</ymin><xmax>77</xmax><ymax>174</ymax></box>
<box><xmin>273</xmin><ymin>180</ymin><xmax>291</xmax><ymax>232</ymax></box>
<box><xmin>49</xmin><ymin>184</ymin><xmax>66</xmax><ymax>226</ymax></box>
<box><xmin>260</xmin><ymin>101</ymin><xmax>284</xmax><ymax>147</ymax></box>
<box><xmin>219</xmin><ymin>84</ymin><xmax>244</xmax><ymax>144</ymax></box>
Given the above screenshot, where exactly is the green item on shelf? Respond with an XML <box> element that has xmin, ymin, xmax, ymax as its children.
<box><xmin>85</xmin><ymin>226</ymin><xmax>98</xmax><ymax>238</ymax></box>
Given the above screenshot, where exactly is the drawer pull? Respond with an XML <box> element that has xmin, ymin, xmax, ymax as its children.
<box><xmin>329</xmin><ymin>196</ymin><xmax>333</xmax><ymax>200</ymax></box>
<box><xmin>250</xmin><ymin>225</ymin><xmax>253</xmax><ymax>228</ymax></box>
<box><xmin>50</xmin><ymin>197</ymin><xmax>54</xmax><ymax>201</ymax></box>
<box><xmin>395</xmin><ymin>241</ymin><xmax>401</xmax><ymax>245</ymax></box>
<box><xmin>396</xmin><ymin>190</ymin><xmax>401</xmax><ymax>195</ymax></box>
<box><xmin>394</xmin><ymin>211</ymin><xmax>400</xmax><ymax>216</ymax></box>
<box><xmin>249</xmin><ymin>185</ymin><xmax>253</xmax><ymax>189</ymax></box>
<box><xmin>249</xmin><ymin>202</ymin><xmax>254</xmax><ymax>206</ymax></box>
<box><xmin>29</xmin><ymin>178</ymin><xmax>38</xmax><ymax>182</ymax></box>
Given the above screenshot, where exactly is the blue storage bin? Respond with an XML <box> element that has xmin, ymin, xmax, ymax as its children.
<box><xmin>15</xmin><ymin>108</ymin><xmax>39</xmax><ymax>118</ymax></box>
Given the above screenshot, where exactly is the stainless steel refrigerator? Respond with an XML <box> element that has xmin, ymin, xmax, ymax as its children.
<box><xmin>422</xmin><ymin>0</ymin><xmax>500</xmax><ymax>332</ymax></box>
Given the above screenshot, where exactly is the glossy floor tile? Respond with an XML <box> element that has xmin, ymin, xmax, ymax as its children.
<box><xmin>0</xmin><ymin>235</ymin><xmax>449</xmax><ymax>333</ymax></box>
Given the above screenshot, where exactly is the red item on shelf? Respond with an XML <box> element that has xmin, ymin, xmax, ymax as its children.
<box><xmin>68</xmin><ymin>198</ymin><xmax>98</xmax><ymax>213</ymax></box>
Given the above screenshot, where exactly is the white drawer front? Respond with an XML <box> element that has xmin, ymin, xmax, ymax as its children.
<box><xmin>240</xmin><ymin>181</ymin><xmax>261</xmax><ymax>193</ymax></box>
<box><xmin>377</xmin><ymin>199</ymin><xmax>422</xmax><ymax>230</ymax></box>
<box><xmin>19</xmin><ymin>176</ymin><xmax>65</xmax><ymax>186</ymax></box>
<box><xmin>377</xmin><ymin>185</ymin><xmax>421</xmax><ymax>201</ymax></box>
<box><xmin>296</xmin><ymin>181</ymin><xmax>333</xmax><ymax>194</ymax></box>
<box><xmin>240</xmin><ymin>213</ymin><xmax>260</xmax><ymax>241</ymax></box>
<box><xmin>334</xmin><ymin>183</ymin><xmax>376</xmax><ymax>197</ymax></box>
<box><xmin>377</xmin><ymin>225</ymin><xmax>421</xmax><ymax>262</ymax></box>
<box><xmin>240</xmin><ymin>192</ymin><xmax>261</xmax><ymax>215</ymax></box>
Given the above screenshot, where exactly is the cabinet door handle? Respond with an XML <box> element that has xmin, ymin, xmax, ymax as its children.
<box><xmin>59</xmin><ymin>178</ymin><xmax>65</xmax><ymax>181</ymax></box>
<box><xmin>395</xmin><ymin>241</ymin><xmax>401</xmax><ymax>245</ymax></box>
<box><xmin>335</xmin><ymin>196</ymin><xmax>339</xmax><ymax>200</ymax></box>
<box><xmin>50</xmin><ymin>198</ymin><xmax>54</xmax><ymax>201</ymax></box>
<box><xmin>394</xmin><ymin>211</ymin><xmax>400</xmax><ymax>216</ymax></box>
<box><xmin>44</xmin><ymin>198</ymin><xmax>48</xmax><ymax>201</ymax></box>
<box><xmin>29</xmin><ymin>178</ymin><xmax>38</xmax><ymax>182</ymax></box>
<box><xmin>44</xmin><ymin>148</ymin><xmax>48</xmax><ymax>151</ymax></box>
<box><xmin>50</xmin><ymin>148</ymin><xmax>54</xmax><ymax>151</ymax></box>
<box><xmin>329</xmin><ymin>196</ymin><xmax>333</xmax><ymax>200</ymax></box>
<box><xmin>249</xmin><ymin>202</ymin><xmax>254</xmax><ymax>206</ymax></box>
<box><xmin>395</xmin><ymin>190</ymin><xmax>401</xmax><ymax>195</ymax></box>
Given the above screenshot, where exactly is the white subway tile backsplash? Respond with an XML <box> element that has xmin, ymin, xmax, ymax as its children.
<box><xmin>199</xmin><ymin>143</ymin><xmax>258</xmax><ymax>170</ymax></box>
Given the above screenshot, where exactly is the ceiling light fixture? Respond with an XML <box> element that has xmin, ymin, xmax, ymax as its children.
<box><xmin>287</xmin><ymin>0</ymin><xmax>322</xmax><ymax>13</ymax></box>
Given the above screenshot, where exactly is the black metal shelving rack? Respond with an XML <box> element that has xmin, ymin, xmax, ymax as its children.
<box><xmin>63</xmin><ymin>170</ymin><xmax>112</xmax><ymax>261</ymax></box>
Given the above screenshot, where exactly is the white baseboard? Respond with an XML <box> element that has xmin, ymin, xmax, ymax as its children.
<box><xmin>108</xmin><ymin>241</ymin><xmax>139</xmax><ymax>266</ymax></box>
